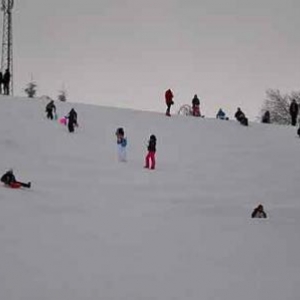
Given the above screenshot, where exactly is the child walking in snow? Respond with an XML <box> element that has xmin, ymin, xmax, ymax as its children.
<box><xmin>116</xmin><ymin>127</ymin><xmax>127</xmax><ymax>162</ymax></box>
<box><xmin>144</xmin><ymin>134</ymin><xmax>156</xmax><ymax>170</ymax></box>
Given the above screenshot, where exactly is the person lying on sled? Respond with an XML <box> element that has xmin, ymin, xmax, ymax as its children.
<box><xmin>1</xmin><ymin>169</ymin><xmax>31</xmax><ymax>188</ymax></box>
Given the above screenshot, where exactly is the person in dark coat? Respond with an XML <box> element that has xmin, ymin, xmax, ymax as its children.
<box><xmin>165</xmin><ymin>89</ymin><xmax>174</xmax><ymax>116</ymax></box>
<box><xmin>261</xmin><ymin>110</ymin><xmax>270</xmax><ymax>124</ymax></box>
<box><xmin>45</xmin><ymin>100</ymin><xmax>56</xmax><ymax>120</ymax></box>
<box><xmin>67</xmin><ymin>108</ymin><xmax>78</xmax><ymax>133</ymax></box>
<box><xmin>3</xmin><ymin>69</ymin><xmax>10</xmax><ymax>95</ymax></box>
<box><xmin>144</xmin><ymin>134</ymin><xmax>156</xmax><ymax>170</ymax></box>
<box><xmin>0</xmin><ymin>71</ymin><xmax>3</xmax><ymax>94</ymax></box>
<box><xmin>251</xmin><ymin>204</ymin><xmax>267</xmax><ymax>218</ymax></box>
<box><xmin>1</xmin><ymin>169</ymin><xmax>31</xmax><ymax>188</ymax></box>
<box><xmin>289</xmin><ymin>99</ymin><xmax>298</xmax><ymax>126</ymax></box>
<box><xmin>192</xmin><ymin>94</ymin><xmax>200</xmax><ymax>116</ymax></box>
<box><xmin>234</xmin><ymin>107</ymin><xmax>248</xmax><ymax>126</ymax></box>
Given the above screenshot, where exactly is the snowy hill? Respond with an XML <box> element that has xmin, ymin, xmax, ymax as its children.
<box><xmin>0</xmin><ymin>96</ymin><xmax>299</xmax><ymax>300</ymax></box>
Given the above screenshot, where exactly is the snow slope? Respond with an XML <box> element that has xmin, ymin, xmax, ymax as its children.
<box><xmin>0</xmin><ymin>96</ymin><xmax>299</xmax><ymax>300</ymax></box>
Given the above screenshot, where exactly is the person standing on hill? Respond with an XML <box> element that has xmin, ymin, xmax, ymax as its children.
<box><xmin>45</xmin><ymin>100</ymin><xmax>56</xmax><ymax>120</ymax></box>
<box><xmin>216</xmin><ymin>108</ymin><xmax>228</xmax><ymax>120</ymax></box>
<box><xmin>3</xmin><ymin>69</ymin><xmax>10</xmax><ymax>95</ymax></box>
<box><xmin>165</xmin><ymin>89</ymin><xmax>174</xmax><ymax>116</ymax></box>
<box><xmin>144</xmin><ymin>134</ymin><xmax>156</xmax><ymax>170</ymax></box>
<box><xmin>116</xmin><ymin>127</ymin><xmax>127</xmax><ymax>162</ymax></box>
<box><xmin>192</xmin><ymin>94</ymin><xmax>200</xmax><ymax>116</ymax></box>
<box><xmin>0</xmin><ymin>71</ymin><xmax>3</xmax><ymax>94</ymax></box>
<box><xmin>67</xmin><ymin>108</ymin><xmax>78</xmax><ymax>133</ymax></box>
<box><xmin>289</xmin><ymin>99</ymin><xmax>298</xmax><ymax>126</ymax></box>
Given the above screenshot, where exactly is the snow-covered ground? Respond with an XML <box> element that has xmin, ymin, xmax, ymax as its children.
<box><xmin>0</xmin><ymin>96</ymin><xmax>299</xmax><ymax>300</ymax></box>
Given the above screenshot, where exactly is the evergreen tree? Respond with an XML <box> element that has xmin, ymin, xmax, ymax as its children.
<box><xmin>24</xmin><ymin>81</ymin><xmax>37</xmax><ymax>98</ymax></box>
<box><xmin>58</xmin><ymin>89</ymin><xmax>67</xmax><ymax>102</ymax></box>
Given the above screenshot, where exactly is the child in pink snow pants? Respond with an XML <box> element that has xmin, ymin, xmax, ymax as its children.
<box><xmin>144</xmin><ymin>134</ymin><xmax>156</xmax><ymax>169</ymax></box>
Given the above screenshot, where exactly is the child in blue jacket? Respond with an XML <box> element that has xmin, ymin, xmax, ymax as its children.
<box><xmin>116</xmin><ymin>127</ymin><xmax>127</xmax><ymax>162</ymax></box>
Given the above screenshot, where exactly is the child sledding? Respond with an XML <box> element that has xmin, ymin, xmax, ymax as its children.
<box><xmin>45</xmin><ymin>100</ymin><xmax>56</xmax><ymax>120</ymax></box>
<box><xmin>1</xmin><ymin>169</ymin><xmax>31</xmax><ymax>189</ymax></box>
<box><xmin>234</xmin><ymin>107</ymin><xmax>248</xmax><ymax>126</ymax></box>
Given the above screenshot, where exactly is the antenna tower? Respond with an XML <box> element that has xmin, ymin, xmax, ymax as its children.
<box><xmin>1</xmin><ymin>0</ymin><xmax>14</xmax><ymax>95</ymax></box>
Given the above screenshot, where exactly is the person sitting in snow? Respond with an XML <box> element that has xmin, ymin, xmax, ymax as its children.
<box><xmin>251</xmin><ymin>204</ymin><xmax>267</xmax><ymax>218</ymax></box>
<box><xmin>45</xmin><ymin>100</ymin><xmax>56</xmax><ymax>120</ymax></box>
<box><xmin>144</xmin><ymin>134</ymin><xmax>157</xmax><ymax>170</ymax></box>
<box><xmin>1</xmin><ymin>169</ymin><xmax>31</xmax><ymax>188</ymax></box>
<box><xmin>261</xmin><ymin>110</ymin><xmax>270</xmax><ymax>124</ymax></box>
<box><xmin>216</xmin><ymin>108</ymin><xmax>228</xmax><ymax>120</ymax></box>
<box><xmin>116</xmin><ymin>127</ymin><xmax>127</xmax><ymax>162</ymax></box>
<box><xmin>234</xmin><ymin>107</ymin><xmax>248</xmax><ymax>126</ymax></box>
<box><xmin>67</xmin><ymin>108</ymin><xmax>78</xmax><ymax>133</ymax></box>
<box><xmin>192</xmin><ymin>94</ymin><xmax>200</xmax><ymax>116</ymax></box>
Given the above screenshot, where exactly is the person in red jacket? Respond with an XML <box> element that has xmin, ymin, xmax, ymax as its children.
<box><xmin>165</xmin><ymin>89</ymin><xmax>174</xmax><ymax>116</ymax></box>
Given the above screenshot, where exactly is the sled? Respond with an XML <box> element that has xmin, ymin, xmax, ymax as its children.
<box><xmin>59</xmin><ymin>117</ymin><xmax>67</xmax><ymax>125</ymax></box>
<box><xmin>4</xmin><ymin>182</ymin><xmax>22</xmax><ymax>189</ymax></box>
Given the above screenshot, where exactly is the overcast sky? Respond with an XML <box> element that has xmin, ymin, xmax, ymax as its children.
<box><xmin>8</xmin><ymin>0</ymin><xmax>300</xmax><ymax>119</ymax></box>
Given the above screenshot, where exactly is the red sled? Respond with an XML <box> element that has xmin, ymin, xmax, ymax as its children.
<box><xmin>5</xmin><ymin>182</ymin><xmax>22</xmax><ymax>189</ymax></box>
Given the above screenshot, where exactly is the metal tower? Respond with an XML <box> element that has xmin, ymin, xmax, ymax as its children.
<box><xmin>1</xmin><ymin>0</ymin><xmax>14</xmax><ymax>95</ymax></box>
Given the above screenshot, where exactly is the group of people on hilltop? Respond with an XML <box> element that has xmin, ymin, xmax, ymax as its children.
<box><xmin>45</xmin><ymin>100</ymin><xmax>78</xmax><ymax>133</ymax></box>
<box><xmin>261</xmin><ymin>99</ymin><xmax>300</xmax><ymax>137</ymax></box>
<box><xmin>0</xmin><ymin>69</ymin><xmax>10</xmax><ymax>95</ymax></box>
<box><xmin>165</xmin><ymin>89</ymin><xmax>300</xmax><ymax>133</ymax></box>
<box><xmin>165</xmin><ymin>89</ymin><xmax>243</xmax><ymax>123</ymax></box>
<box><xmin>165</xmin><ymin>89</ymin><xmax>203</xmax><ymax>117</ymax></box>
<box><xmin>261</xmin><ymin>99</ymin><xmax>299</xmax><ymax>126</ymax></box>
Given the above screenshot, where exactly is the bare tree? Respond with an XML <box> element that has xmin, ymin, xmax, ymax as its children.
<box><xmin>24</xmin><ymin>81</ymin><xmax>37</xmax><ymax>98</ymax></box>
<box><xmin>260</xmin><ymin>89</ymin><xmax>300</xmax><ymax>125</ymax></box>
